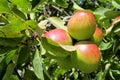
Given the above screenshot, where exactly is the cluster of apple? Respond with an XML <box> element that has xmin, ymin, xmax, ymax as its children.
<box><xmin>43</xmin><ymin>10</ymin><xmax>103</xmax><ymax>73</ymax></box>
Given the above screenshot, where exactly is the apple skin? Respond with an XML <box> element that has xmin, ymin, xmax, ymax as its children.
<box><xmin>91</xmin><ymin>27</ymin><xmax>103</xmax><ymax>46</ymax></box>
<box><xmin>44</xmin><ymin>28</ymin><xmax>72</xmax><ymax>46</ymax></box>
<box><xmin>67</xmin><ymin>10</ymin><xmax>96</xmax><ymax>40</ymax></box>
<box><xmin>72</xmin><ymin>41</ymin><xmax>101</xmax><ymax>73</ymax></box>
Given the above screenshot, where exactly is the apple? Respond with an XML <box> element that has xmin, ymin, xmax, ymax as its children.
<box><xmin>44</xmin><ymin>28</ymin><xmax>72</xmax><ymax>46</ymax></box>
<box><xmin>91</xmin><ymin>27</ymin><xmax>103</xmax><ymax>46</ymax></box>
<box><xmin>67</xmin><ymin>10</ymin><xmax>96</xmax><ymax>40</ymax></box>
<box><xmin>72</xmin><ymin>41</ymin><xmax>101</xmax><ymax>73</ymax></box>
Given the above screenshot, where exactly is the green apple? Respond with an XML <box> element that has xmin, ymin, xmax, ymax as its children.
<box><xmin>72</xmin><ymin>41</ymin><xmax>101</xmax><ymax>73</ymax></box>
<box><xmin>91</xmin><ymin>27</ymin><xmax>103</xmax><ymax>46</ymax></box>
<box><xmin>44</xmin><ymin>28</ymin><xmax>72</xmax><ymax>46</ymax></box>
<box><xmin>67</xmin><ymin>10</ymin><xmax>96</xmax><ymax>40</ymax></box>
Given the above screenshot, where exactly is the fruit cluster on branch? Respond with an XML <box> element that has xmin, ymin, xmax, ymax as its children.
<box><xmin>42</xmin><ymin>10</ymin><xmax>103</xmax><ymax>73</ymax></box>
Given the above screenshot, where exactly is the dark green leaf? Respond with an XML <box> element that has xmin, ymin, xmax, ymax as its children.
<box><xmin>9</xmin><ymin>75</ymin><xmax>19</xmax><ymax>80</ymax></box>
<box><xmin>0</xmin><ymin>37</ymin><xmax>21</xmax><ymax>47</ymax></box>
<box><xmin>17</xmin><ymin>46</ymin><xmax>30</xmax><ymax>65</ymax></box>
<box><xmin>2</xmin><ymin>63</ymin><xmax>16</xmax><ymax>80</ymax></box>
<box><xmin>23</xmin><ymin>70</ymin><xmax>39</xmax><ymax>80</ymax></box>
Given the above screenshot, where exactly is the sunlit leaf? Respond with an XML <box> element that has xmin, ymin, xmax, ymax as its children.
<box><xmin>112</xmin><ymin>0</ymin><xmax>120</xmax><ymax>9</ymax></box>
<box><xmin>48</xmin><ymin>17</ymin><xmax>67</xmax><ymax>30</ymax></box>
<box><xmin>9</xmin><ymin>0</ymin><xmax>32</xmax><ymax>13</ymax></box>
<box><xmin>0</xmin><ymin>0</ymin><xmax>11</xmax><ymax>14</ymax></box>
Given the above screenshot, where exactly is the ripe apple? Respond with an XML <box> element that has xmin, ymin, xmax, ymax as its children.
<box><xmin>72</xmin><ymin>41</ymin><xmax>101</xmax><ymax>73</ymax></box>
<box><xmin>67</xmin><ymin>10</ymin><xmax>96</xmax><ymax>40</ymax></box>
<box><xmin>91</xmin><ymin>27</ymin><xmax>103</xmax><ymax>46</ymax></box>
<box><xmin>44</xmin><ymin>28</ymin><xmax>72</xmax><ymax>46</ymax></box>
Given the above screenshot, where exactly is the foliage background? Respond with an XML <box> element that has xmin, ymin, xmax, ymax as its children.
<box><xmin>0</xmin><ymin>0</ymin><xmax>120</xmax><ymax>80</ymax></box>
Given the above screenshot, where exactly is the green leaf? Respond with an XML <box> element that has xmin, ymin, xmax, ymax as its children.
<box><xmin>5</xmin><ymin>49</ymin><xmax>17</xmax><ymax>64</ymax></box>
<box><xmin>94</xmin><ymin>7</ymin><xmax>111</xmax><ymax>20</ymax></box>
<box><xmin>9</xmin><ymin>0</ymin><xmax>32</xmax><ymax>13</ymax></box>
<box><xmin>72</xmin><ymin>1</ymin><xmax>84</xmax><ymax>10</ymax></box>
<box><xmin>2</xmin><ymin>63</ymin><xmax>16</xmax><ymax>80</ymax></box>
<box><xmin>36</xmin><ymin>20</ymin><xmax>48</xmax><ymax>37</ymax></box>
<box><xmin>104</xmin><ymin>11</ymin><xmax>120</xmax><ymax>19</ymax></box>
<box><xmin>55</xmin><ymin>0</ymin><xmax>68</xmax><ymax>8</ymax></box>
<box><xmin>0</xmin><ymin>46</ymin><xmax>15</xmax><ymax>55</ymax></box>
<box><xmin>9</xmin><ymin>75</ymin><xmax>19</xmax><ymax>80</ymax></box>
<box><xmin>0</xmin><ymin>37</ymin><xmax>21</xmax><ymax>47</ymax></box>
<box><xmin>23</xmin><ymin>70</ymin><xmax>39</xmax><ymax>80</ymax></box>
<box><xmin>17</xmin><ymin>46</ymin><xmax>30</xmax><ymax>65</ymax></box>
<box><xmin>41</xmin><ymin>37</ymin><xmax>75</xmax><ymax>58</ymax></box>
<box><xmin>99</xmin><ymin>41</ymin><xmax>113</xmax><ymax>50</ymax></box>
<box><xmin>112</xmin><ymin>0</ymin><xmax>120</xmax><ymax>9</ymax></box>
<box><xmin>32</xmin><ymin>49</ymin><xmax>44</xmax><ymax>80</ymax></box>
<box><xmin>23</xmin><ymin>20</ymin><xmax>38</xmax><ymax>29</ymax></box>
<box><xmin>12</xmin><ymin>6</ymin><xmax>27</xmax><ymax>20</ymax></box>
<box><xmin>0</xmin><ymin>0</ymin><xmax>11</xmax><ymax>14</ymax></box>
<box><xmin>0</xmin><ymin>15</ymin><xmax>25</xmax><ymax>38</ymax></box>
<box><xmin>48</xmin><ymin>17</ymin><xmax>67</xmax><ymax>30</ymax></box>
<box><xmin>47</xmin><ymin>0</ymin><xmax>68</xmax><ymax>8</ymax></box>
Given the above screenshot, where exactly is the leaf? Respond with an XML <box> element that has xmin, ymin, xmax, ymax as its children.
<box><xmin>0</xmin><ymin>0</ymin><xmax>11</xmax><ymax>14</ymax></box>
<box><xmin>0</xmin><ymin>15</ymin><xmax>25</xmax><ymax>38</ymax></box>
<box><xmin>17</xmin><ymin>46</ymin><xmax>30</xmax><ymax>65</ymax></box>
<box><xmin>23</xmin><ymin>20</ymin><xmax>38</xmax><ymax>29</ymax></box>
<box><xmin>2</xmin><ymin>63</ymin><xmax>16</xmax><ymax>80</ymax></box>
<box><xmin>41</xmin><ymin>37</ymin><xmax>74</xmax><ymax>58</ymax></box>
<box><xmin>9</xmin><ymin>0</ymin><xmax>32</xmax><ymax>13</ymax></box>
<box><xmin>55</xmin><ymin>0</ymin><xmax>68</xmax><ymax>8</ymax></box>
<box><xmin>5</xmin><ymin>49</ymin><xmax>17</xmax><ymax>64</ymax></box>
<box><xmin>23</xmin><ymin>70</ymin><xmax>39</xmax><ymax>80</ymax></box>
<box><xmin>94</xmin><ymin>7</ymin><xmax>111</xmax><ymax>20</ymax></box>
<box><xmin>48</xmin><ymin>17</ymin><xmax>67</xmax><ymax>30</ymax></box>
<box><xmin>99</xmin><ymin>41</ymin><xmax>113</xmax><ymax>50</ymax></box>
<box><xmin>0</xmin><ymin>37</ymin><xmax>21</xmax><ymax>47</ymax></box>
<box><xmin>12</xmin><ymin>6</ymin><xmax>27</xmax><ymax>20</ymax></box>
<box><xmin>0</xmin><ymin>46</ymin><xmax>15</xmax><ymax>55</ymax></box>
<box><xmin>9</xmin><ymin>75</ymin><xmax>19</xmax><ymax>80</ymax></box>
<box><xmin>72</xmin><ymin>1</ymin><xmax>84</xmax><ymax>10</ymax></box>
<box><xmin>36</xmin><ymin>20</ymin><xmax>48</xmax><ymax>37</ymax></box>
<box><xmin>32</xmin><ymin>49</ymin><xmax>44</xmax><ymax>80</ymax></box>
<box><xmin>112</xmin><ymin>0</ymin><xmax>120</xmax><ymax>9</ymax></box>
<box><xmin>104</xmin><ymin>11</ymin><xmax>120</xmax><ymax>19</ymax></box>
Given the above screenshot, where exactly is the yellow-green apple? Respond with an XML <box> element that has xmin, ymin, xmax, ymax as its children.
<box><xmin>72</xmin><ymin>41</ymin><xmax>101</xmax><ymax>73</ymax></box>
<box><xmin>67</xmin><ymin>10</ymin><xmax>96</xmax><ymax>40</ymax></box>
